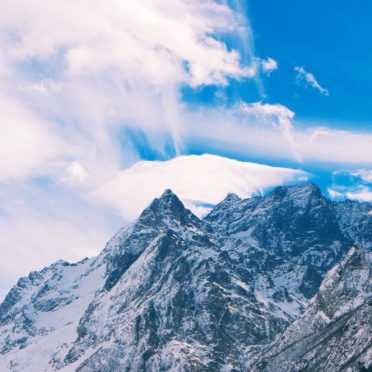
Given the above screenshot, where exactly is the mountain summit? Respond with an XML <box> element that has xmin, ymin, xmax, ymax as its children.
<box><xmin>0</xmin><ymin>183</ymin><xmax>371</xmax><ymax>371</ymax></box>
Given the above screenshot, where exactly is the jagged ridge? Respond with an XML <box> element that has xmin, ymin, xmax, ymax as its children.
<box><xmin>0</xmin><ymin>183</ymin><xmax>370</xmax><ymax>371</ymax></box>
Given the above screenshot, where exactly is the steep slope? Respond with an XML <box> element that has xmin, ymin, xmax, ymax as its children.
<box><xmin>252</xmin><ymin>246</ymin><xmax>372</xmax><ymax>372</ymax></box>
<box><xmin>0</xmin><ymin>191</ymin><xmax>287</xmax><ymax>371</ymax></box>
<box><xmin>331</xmin><ymin>199</ymin><xmax>372</xmax><ymax>250</ymax></box>
<box><xmin>204</xmin><ymin>183</ymin><xmax>353</xmax><ymax>318</ymax></box>
<box><xmin>61</xmin><ymin>190</ymin><xmax>287</xmax><ymax>371</ymax></box>
<box><xmin>0</xmin><ymin>183</ymin><xmax>370</xmax><ymax>371</ymax></box>
<box><xmin>0</xmin><ymin>258</ymin><xmax>106</xmax><ymax>371</ymax></box>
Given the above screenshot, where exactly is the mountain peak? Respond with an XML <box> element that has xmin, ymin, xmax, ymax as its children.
<box><xmin>136</xmin><ymin>189</ymin><xmax>200</xmax><ymax>229</ymax></box>
<box><xmin>1</xmin><ymin>182</ymin><xmax>371</xmax><ymax>371</ymax></box>
<box><xmin>214</xmin><ymin>192</ymin><xmax>242</xmax><ymax>209</ymax></box>
<box><xmin>160</xmin><ymin>188</ymin><xmax>177</xmax><ymax>198</ymax></box>
<box><xmin>299</xmin><ymin>181</ymin><xmax>322</xmax><ymax>193</ymax></box>
<box><xmin>224</xmin><ymin>192</ymin><xmax>241</xmax><ymax>203</ymax></box>
<box><xmin>272</xmin><ymin>182</ymin><xmax>320</xmax><ymax>196</ymax></box>
<box><xmin>149</xmin><ymin>188</ymin><xmax>184</xmax><ymax>213</ymax></box>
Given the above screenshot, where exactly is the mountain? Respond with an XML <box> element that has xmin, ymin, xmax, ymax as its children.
<box><xmin>252</xmin><ymin>246</ymin><xmax>371</xmax><ymax>372</ymax></box>
<box><xmin>0</xmin><ymin>183</ymin><xmax>370</xmax><ymax>371</ymax></box>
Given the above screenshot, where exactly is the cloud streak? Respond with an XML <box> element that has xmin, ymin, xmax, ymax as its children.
<box><xmin>184</xmin><ymin>105</ymin><xmax>372</xmax><ymax>166</ymax></box>
<box><xmin>295</xmin><ymin>66</ymin><xmax>329</xmax><ymax>96</ymax></box>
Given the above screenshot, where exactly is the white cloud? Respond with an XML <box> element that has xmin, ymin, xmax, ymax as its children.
<box><xmin>0</xmin><ymin>94</ymin><xmax>67</xmax><ymax>181</ymax></box>
<box><xmin>350</xmin><ymin>169</ymin><xmax>372</xmax><ymax>183</ymax></box>
<box><xmin>0</xmin><ymin>0</ymin><xmax>260</xmax><ymax>186</ymax></box>
<box><xmin>18</xmin><ymin>79</ymin><xmax>63</xmax><ymax>94</ymax></box>
<box><xmin>0</xmin><ymin>0</ymin><xmax>251</xmax><ymax>87</ymax></box>
<box><xmin>294</xmin><ymin>66</ymin><xmax>329</xmax><ymax>96</ymax></box>
<box><xmin>327</xmin><ymin>188</ymin><xmax>344</xmax><ymax>199</ymax></box>
<box><xmin>328</xmin><ymin>169</ymin><xmax>372</xmax><ymax>203</ymax></box>
<box><xmin>345</xmin><ymin>188</ymin><xmax>372</xmax><ymax>202</ymax></box>
<box><xmin>92</xmin><ymin>154</ymin><xmax>309</xmax><ymax>219</ymax></box>
<box><xmin>61</xmin><ymin>161</ymin><xmax>89</xmax><ymax>186</ymax></box>
<box><xmin>184</xmin><ymin>105</ymin><xmax>372</xmax><ymax>166</ymax></box>
<box><xmin>239</xmin><ymin>102</ymin><xmax>300</xmax><ymax>160</ymax></box>
<box><xmin>261</xmin><ymin>57</ymin><xmax>278</xmax><ymax>74</ymax></box>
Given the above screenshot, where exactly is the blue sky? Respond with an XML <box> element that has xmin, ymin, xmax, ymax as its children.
<box><xmin>250</xmin><ymin>0</ymin><xmax>372</xmax><ymax>127</ymax></box>
<box><xmin>177</xmin><ymin>0</ymin><xmax>372</xmax><ymax>190</ymax></box>
<box><xmin>0</xmin><ymin>0</ymin><xmax>371</xmax><ymax>297</ymax></box>
<box><xmin>183</xmin><ymin>1</ymin><xmax>372</xmax><ymax>127</ymax></box>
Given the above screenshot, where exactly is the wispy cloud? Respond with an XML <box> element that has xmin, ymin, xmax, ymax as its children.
<box><xmin>184</xmin><ymin>105</ymin><xmax>372</xmax><ymax>166</ymax></box>
<box><xmin>0</xmin><ymin>0</ymin><xmax>257</xmax><ymax>185</ymax></box>
<box><xmin>0</xmin><ymin>180</ymin><xmax>119</xmax><ymax>298</ymax></box>
<box><xmin>350</xmin><ymin>169</ymin><xmax>372</xmax><ymax>183</ymax></box>
<box><xmin>0</xmin><ymin>0</ymin><xmax>264</xmax><ymax>294</ymax></box>
<box><xmin>239</xmin><ymin>102</ymin><xmax>300</xmax><ymax>160</ymax></box>
<box><xmin>294</xmin><ymin>66</ymin><xmax>329</xmax><ymax>96</ymax></box>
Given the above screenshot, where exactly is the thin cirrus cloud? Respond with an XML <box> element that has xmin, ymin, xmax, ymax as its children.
<box><xmin>184</xmin><ymin>104</ymin><xmax>372</xmax><ymax>166</ymax></box>
<box><xmin>328</xmin><ymin>187</ymin><xmax>372</xmax><ymax>203</ymax></box>
<box><xmin>294</xmin><ymin>66</ymin><xmax>329</xmax><ymax>96</ymax></box>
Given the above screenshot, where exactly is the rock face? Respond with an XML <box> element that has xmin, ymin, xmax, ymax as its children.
<box><xmin>0</xmin><ymin>183</ymin><xmax>370</xmax><ymax>371</ymax></box>
<box><xmin>252</xmin><ymin>246</ymin><xmax>372</xmax><ymax>372</ymax></box>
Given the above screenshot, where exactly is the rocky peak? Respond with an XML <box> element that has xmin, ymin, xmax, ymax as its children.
<box><xmin>314</xmin><ymin>245</ymin><xmax>371</xmax><ymax>319</ymax></box>
<box><xmin>331</xmin><ymin>199</ymin><xmax>372</xmax><ymax>250</ymax></box>
<box><xmin>222</xmin><ymin>192</ymin><xmax>241</xmax><ymax>204</ymax></box>
<box><xmin>0</xmin><ymin>183</ymin><xmax>371</xmax><ymax>371</ymax></box>
<box><xmin>103</xmin><ymin>190</ymin><xmax>204</xmax><ymax>292</ymax></box>
<box><xmin>137</xmin><ymin>189</ymin><xmax>201</xmax><ymax>230</ymax></box>
<box><xmin>270</xmin><ymin>182</ymin><xmax>323</xmax><ymax>204</ymax></box>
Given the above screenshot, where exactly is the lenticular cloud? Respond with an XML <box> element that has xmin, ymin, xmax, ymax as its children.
<box><xmin>92</xmin><ymin>154</ymin><xmax>309</xmax><ymax>219</ymax></box>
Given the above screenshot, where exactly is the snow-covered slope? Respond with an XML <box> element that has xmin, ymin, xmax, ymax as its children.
<box><xmin>0</xmin><ymin>183</ymin><xmax>370</xmax><ymax>371</ymax></box>
<box><xmin>252</xmin><ymin>246</ymin><xmax>372</xmax><ymax>372</ymax></box>
<box><xmin>0</xmin><ymin>258</ymin><xmax>106</xmax><ymax>370</ymax></box>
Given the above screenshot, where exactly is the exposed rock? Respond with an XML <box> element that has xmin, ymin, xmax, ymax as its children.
<box><xmin>0</xmin><ymin>183</ymin><xmax>370</xmax><ymax>371</ymax></box>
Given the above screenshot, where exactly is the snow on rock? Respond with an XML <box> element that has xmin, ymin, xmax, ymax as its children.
<box><xmin>252</xmin><ymin>246</ymin><xmax>372</xmax><ymax>372</ymax></box>
<box><xmin>0</xmin><ymin>183</ymin><xmax>370</xmax><ymax>371</ymax></box>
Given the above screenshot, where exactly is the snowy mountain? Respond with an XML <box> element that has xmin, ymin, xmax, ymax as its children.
<box><xmin>0</xmin><ymin>183</ymin><xmax>371</xmax><ymax>371</ymax></box>
<box><xmin>252</xmin><ymin>246</ymin><xmax>371</xmax><ymax>371</ymax></box>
